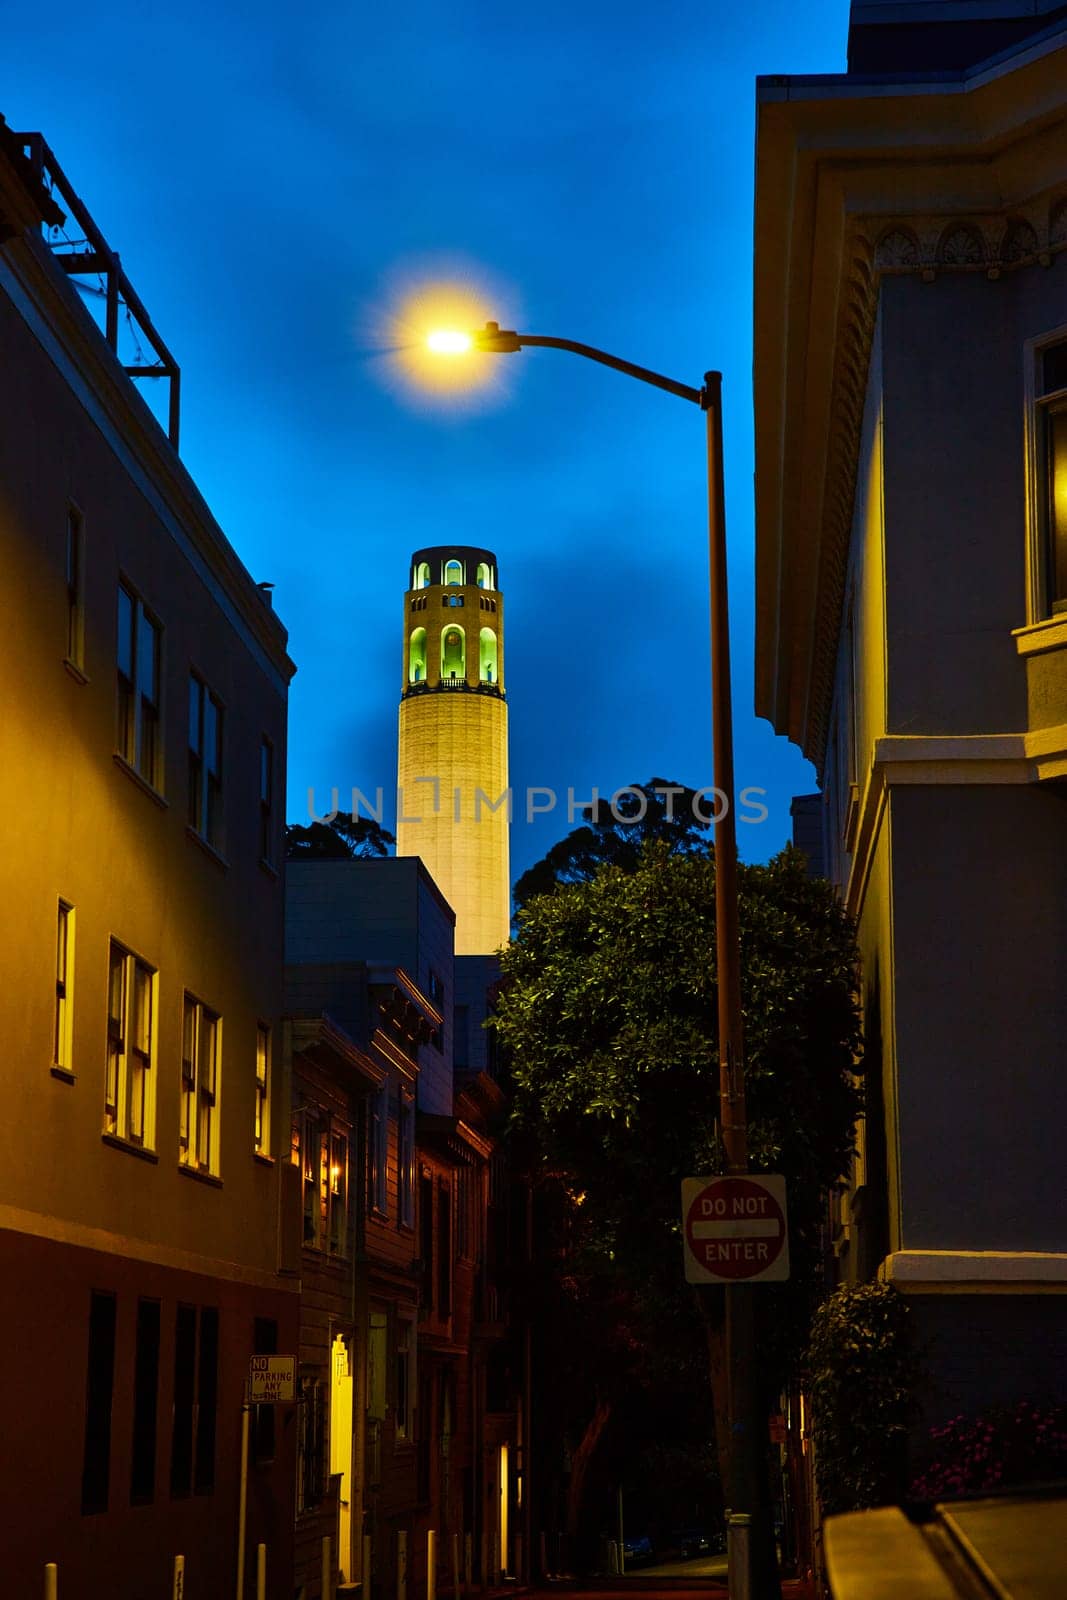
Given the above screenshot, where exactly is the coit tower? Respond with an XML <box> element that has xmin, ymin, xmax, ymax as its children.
<box><xmin>396</xmin><ymin>546</ymin><xmax>510</xmax><ymax>955</ymax></box>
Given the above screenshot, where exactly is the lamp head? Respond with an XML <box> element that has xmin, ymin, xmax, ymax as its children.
<box><xmin>473</xmin><ymin>321</ymin><xmax>522</xmax><ymax>354</ymax></box>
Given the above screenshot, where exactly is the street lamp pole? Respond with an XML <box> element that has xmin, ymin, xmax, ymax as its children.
<box><xmin>464</xmin><ymin>325</ymin><xmax>761</xmax><ymax>1599</ymax></box>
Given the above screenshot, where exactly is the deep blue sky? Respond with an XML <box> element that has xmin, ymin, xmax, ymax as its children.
<box><xmin>4</xmin><ymin>0</ymin><xmax>848</xmax><ymax>884</ymax></box>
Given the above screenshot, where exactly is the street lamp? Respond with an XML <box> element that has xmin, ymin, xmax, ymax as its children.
<box><xmin>429</xmin><ymin>321</ymin><xmax>762</xmax><ymax>1599</ymax></box>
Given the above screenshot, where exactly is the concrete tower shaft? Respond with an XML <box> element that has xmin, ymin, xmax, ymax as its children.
<box><xmin>397</xmin><ymin>546</ymin><xmax>510</xmax><ymax>955</ymax></box>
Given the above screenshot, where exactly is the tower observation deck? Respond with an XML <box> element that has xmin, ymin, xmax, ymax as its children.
<box><xmin>396</xmin><ymin>547</ymin><xmax>510</xmax><ymax>955</ymax></box>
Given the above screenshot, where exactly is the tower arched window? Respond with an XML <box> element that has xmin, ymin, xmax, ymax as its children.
<box><xmin>444</xmin><ymin>559</ymin><xmax>463</xmax><ymax>586</ymax></box>
<box><xmin>415</xmin><ymin>562</ymin><xmax>431</xmax><ymax>589</ymax></box>
<box><xmin>476</xmin><ymin>562</ymin><xmax>494</xmax><ymax>590</ymax></box>
<box><xmin>479</xmin><ymin>627</ymin><xmax>497</xmax><ymax>685</ymax></box>
<box><xmin>408</xmin><ymin>627</ymin><xmax>427</xmax><ymax>684</ymax></box>
<box><xmin>441</xmin><ymin>626</ymin><xmax>465</xmax><ymax>679</ymax></box>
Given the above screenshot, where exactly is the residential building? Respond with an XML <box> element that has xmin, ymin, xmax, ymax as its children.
<box><xmin>755</xmin><ymin>0</ymin><xmax>1067</xmax><ymax>1438</ymax></box>
<box><xmin>0</xmin><ymin>120</ymin><xmax>297</xmax><ymax>1596</ymax></box>
<box><xmin>397</xmin><ymin>547</ymin><xmax>510</xmax><ymax>956</ymax></box>
<box><xmin>285</xmin><ymin>859</ymin><xmax>526</xmax><ymax>1596</ymax></box>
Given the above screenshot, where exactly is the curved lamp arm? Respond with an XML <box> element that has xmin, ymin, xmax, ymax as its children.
<box><xmin>472</xmin><ymin>322</ymin><xmax>709</xmax><ymax>408</ymax></box>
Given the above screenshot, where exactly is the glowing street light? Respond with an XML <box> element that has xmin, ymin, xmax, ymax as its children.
<box><xmin>426</xmin><ymin>329</ymin><xmax>473</xmax><ymax>355</ymax></box>
<box><xmin>428</xmin><ymin>318</ymin><xmax>764</xmax><ymax>1600</ymax></box>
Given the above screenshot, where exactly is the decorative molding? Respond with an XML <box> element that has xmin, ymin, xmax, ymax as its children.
<box><xmin>881</xmin><ymin>1249</ymin><xmax>1067</xmax><ymax>1292</ymax></box>
<box><xmin>808</xmin><ymin>185</ymin><xmax>1067</xmax><ymax>773</ymax></box>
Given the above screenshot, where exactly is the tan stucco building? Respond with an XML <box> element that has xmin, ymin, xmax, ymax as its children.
<box><xmin>0</xmin><ymin>120</ymin><xmax>298</xmax><ymax>1595</ymax></box>
<box><xmin>755</xmin><ymin>0</ymin><xmax>1067</xmax><ymax>1424</ymax></box>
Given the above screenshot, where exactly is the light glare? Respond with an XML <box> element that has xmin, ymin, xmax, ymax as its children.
<box><xmin>427</xmin><ymin>329</ymin><xmax>472</xmax><ymax>355</ymax></box>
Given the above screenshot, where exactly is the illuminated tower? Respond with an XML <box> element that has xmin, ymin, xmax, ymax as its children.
<box><xmin>397</xmin><ymin>546</ymin><xmax>510</xmax><ymax>955</ymax></box>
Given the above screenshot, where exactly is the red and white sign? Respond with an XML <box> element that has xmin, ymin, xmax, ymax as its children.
<box><xmin>681</xmin><ymin>1174</ymin><xmax>789</xmax><ymax>1284</ymax></box>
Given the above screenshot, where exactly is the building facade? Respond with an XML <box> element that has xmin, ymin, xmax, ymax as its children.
<box><xmin>285</xmin><ymin>859</ymin><xmax>526</xmax><ymax>1597</ymax></box>
<box><xmin>0</xmin><ymin>121</ymin><xmax>298</xmax><ymax>1596</ymax></box>
<box><xmin>397</xmin><ymin>547</ymin><xmax>510</xmax><ymax>956</ymax></box>
<box><xmin>755</xmin><ymin>0</ymin><xmax>1067</xmax><ymax>1433</ymax></box>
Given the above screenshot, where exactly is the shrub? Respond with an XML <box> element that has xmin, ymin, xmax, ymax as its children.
<box><xmin>910</xmin><ymin>1401</ymin><xmax>1067</xmax><ymax>1501</ymax></box>
<box><xmin>806</xmin><ymin>1281</ymin><xmax>917</xmax><ymax>1516</ymax></box>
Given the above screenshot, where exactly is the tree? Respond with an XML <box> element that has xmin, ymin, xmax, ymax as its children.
<box><xmin>492</xmin><ymin>841</ymin><xmax>862</xmax><ymax>1566</ymax></box>
<box><xmin>512</xmin><ymin>777</ymin><xmax>710</xmax><ymax>909</ymax></box>
<box><xmin>285</xmin><ymin>811</ymin><xmax>396</xmax><ymax>860</ymax></box>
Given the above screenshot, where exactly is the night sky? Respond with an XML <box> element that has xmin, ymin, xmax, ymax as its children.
<box><xmin>4</xmin><ymin>0</ymin><xmax>849</xmax><ymax>886</ymax></box>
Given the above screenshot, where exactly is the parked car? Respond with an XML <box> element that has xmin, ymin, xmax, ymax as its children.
<box><xmin>622</xmin><ymin>1533</ymin><xmax>654</xmax><ymax>1564</ymax></box>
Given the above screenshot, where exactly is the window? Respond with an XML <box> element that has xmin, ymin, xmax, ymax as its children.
<box><xmin>444</xmin><ymin>558</ymin><xmax>463</xmax><ymax>585</ymax></box>
<box><xmin>409</xmin><ymin>627</ymin><xmax>427</xmax><ymax>684</ymax></box>
<box><xmin>369</xmin><ymin>1085</ymin><xmax>388</xmax><ymax>1215</ymax></box>
<box><xmin>293</xmin><ymin>1105</ymin><xmax>322</xmax><ymax>1246</ymax></box>
<box><xmin>259</xmin><ymin>738</ymin><xmax>274</xmax><ymax>864</ymax></box>
<box><xmin>395</xmin><ymin>1319</ymin><xmax>414</xmax><ymax>1440</ymax></box>
<box><xmin>329</xmin><ymin>1129</ymin><xmax>349</xmax><ymax>1254</ymax></box>
<box><xmin>66</xmin><ymin>505</ymin><xmax>85</xmax><ymax>668</ymax></box>
<box><xmin>117</xmin><ymin>583</ymin><xmax>161</xmax><ymax>786</ymax></box>
<box><xmin>398</xmin><ymin>1093</ymin><xmax>415</xmax><ymax>1228</ymax></box>
<box><xmin>419</xmin><ymin>1170</ymin><xmax>434</xmax><ymax>1312</ymax></box>
<box><xmin>255</xmin><ymin>1024</ymin><xmax>270</xmax><ymax>1155</ymax></box>
<box><xmin>298</xmin><ymin>1376</ymin><xmax>327</xmax><ymax>1511</ymax></box>
<box><xmin>1036</xmin><ymin>339</ymin><xmax>1067</xmax><ymax>616</ymax></box>
<box><xmin>188</xmin><ymin>675</ymin><xmax>224</xmax><ymax>850</ymax></box>
<box><xmin>441</xmin><ymin>626</ymin><xmax>464</xmax><ymax>678</ymax></box>
<box><xmin>105</xmin><ymin>941</ymin><xmax>156</xmax><ymax>1147</ymax></box>
<box><xmin>456</xmin><ymin>1166</ymin><xmax>471</xmax><ymax>1260</ymax></box>
<box><xmin>130</xmin><ymin>1298</ymin><xmax>161</xmax><ymax>1504</ymax></box>
<box><xmin>81</xmin><ymin>1290</ymin><xmax>117</xmax><ymax>1515</ymax></box>
<box><xmin>414</xmin><ymin>560</ymin><xmax>431</xmax><ymax>589</ymax></box>
<box><xmin>479</xmin><ymin>627</ymin><xmax>497</xmax><ymax>684</ymax></box>
<box><xmin>476</xmin><ymin>561</ymin><xmax>493</xmax><ymax>589</ymax></box>
<box><xmin>437</xmin><ymin>1180</ymin><xmax>452</xmax><ymax>1318</ymax></box>
<box><xmin>54</xmin><ymin>900</ymin><xmax>74</xmax><ymax>1074</ymax></box>
<box><xmin>180</xmin><ymin>994</ymin><xmax>220</xmax><ymax>1174</ymax></box>
<box><xmin>170</xmin><ymin>1304</ymin><xmax>219</xmax><ymax>1496</ymax></box>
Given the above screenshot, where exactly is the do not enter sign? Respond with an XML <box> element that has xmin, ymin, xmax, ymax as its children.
<box><xmin>681</xmin><ymin>1174</ymin><xmax>789</xmax><ymax>1284</ymax></box>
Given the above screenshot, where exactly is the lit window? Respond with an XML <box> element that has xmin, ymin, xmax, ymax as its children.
<box><xmin>409</xmin><ymin>627</ymin><xmax>427</xmax><ymax>684</ymax></box>
<box><xmin>475</xmin><ymin>561</ymin><xmax>493</xmax><ymax>589</ymax></box>
<box><xmin>54</xmin><ymin>900</ymin><xmax>74</xmax><ymax>1074</ymax></box>
<box><xmin>444</xmin><ymin>559</ymin><xmax>463</xmax><ymax>585</ymax></box>
<box><xmin>259</xmin><ymin>739</ymin><xmax>274</xmax><ymax>865</ymax></box>
<box><xmin>1037</xmin><ymin>340</ymin><xmax>1067</xmax><ymax>616</ymax></box>
<box><xmin>105</xmin><ymin>940</ymin><xmax>156</xmax><ymax>1147</ymax></box>
<box><xmin>441</xmin><ymin>627</ymin><xmax>464</xmax><ymax>679</ymax></box>
<box><xmin>479</xmin><ymin>627</ymin><xmax>497</xmax><ymax>684</ymax></box>
<box><xmin>188</xmin><ymin>675</ymin><xmax>224</xmax><ymax>850</ymax></box>
<box><xmin>66</xmin><ymin>506</ymin><xmax>85</xmax><ymax>669</ymax></box>
<box><xmin>293</xmin><ymin>1105</ymin><xmax>323</xmax><ymax>1246</ymax></box>
<box><xmin>415</xmin><ymin>561</ymin><xmax>431</xmax><ymax>589</ymax></box>
<box><xmin>117</xmin><ymin>583</ymin><xmax>161</xmax><ymax>787</ymax></box>
<box><xmin>180</xmin><ymin>994</ymin><xmax>220</xmax><ymax>1174</ymax></box>
<box><xmin>255</xmin><ymin>1024</ymin><xmax>270</xmax><ymax>1155</ymax></box>
<box><xmin>329</xmin><ymin>1130</ymin><xmax>348</xmax><ymax>1255</ymax></box>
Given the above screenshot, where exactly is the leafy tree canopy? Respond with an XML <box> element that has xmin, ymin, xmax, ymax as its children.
<box><xmin>512</xmin><ymin>777</ymin><xmax>710</xmax><ymax>909</ymax></box>
<box><xmin>285</xmin><ymin>811</ymin><xmax>396</xmax><ymax>860</ymax></box>
<box><xmin>495</xmin><ymin>841</ymin><xmax>863</xmax><ymax>1377</ymax></box>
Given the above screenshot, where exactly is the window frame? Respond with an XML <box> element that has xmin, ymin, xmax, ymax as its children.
<box><xmin>116</xmin><ymin>581</ymin><xmax>163</xmax><ymax>789</ymax></box>
<box><xmin>1026</xmin><ymin>327</ymin><xmax>1067</xmax><ymax>622</ymax></box>
<box><xmin>188</xmin><ymin>672</ymin><xmax>225</xmax><ymax>851</ymax></box>
<box><xmin>397</xmin><ymin>1090</ymin><xmax>415</xmax><ymax>1229</ymax></box>
<box><xmin>54</xmin><ymin>899</ymin><xmax>75</xmax><ymax>1076</ymax></box>
<box><xmin>104</xmin><ymin>939</ymin><xmax>157</xmax><ymax>1149</ymax></box>
<box><xmin>395</xmin><ymin>1315</ymin><xmax>415</xmax><ymax>1441</ymax></box>
<box><xmin>369</xmin><ymin>1083</ymin><xmax>389</xmax><ymax>1217</ymax></box>
<box><xmin>66</xmin><ymin>503</ymin><xmax>85</xmax><ymax>671</ymax></box>
<box><xmin>180</xmin><ymin>993</ymin><xmax>221</xmax><ymax>1175</ymax></box>
<box><xmin>255</xmin><ymin>1023</ymin><xmax>271</xmax><ymax>1156</ymax></box>
<box><xmin>259</xmin><ymin>736</ymin><xmax>275</xmax><ymax>866</ymax></box>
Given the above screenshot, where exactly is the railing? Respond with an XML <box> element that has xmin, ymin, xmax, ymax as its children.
<box><xmin>14</xmin><ymin>131</ymin><xmax>181</xmax><ymax>448</ymax></box>
<box><xmin>403</xmin><ymin>679</ymin><xmax>504</xmax><ymax>699</ymax></box>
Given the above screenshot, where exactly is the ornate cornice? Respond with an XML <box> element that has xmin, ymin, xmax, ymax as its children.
<box><xmin>805</xmin><ymin>184</ymin><xmax>1067</xmax><ymax>775</ymax></box>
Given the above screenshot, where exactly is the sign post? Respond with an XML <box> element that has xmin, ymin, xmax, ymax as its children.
<box><xmin>682</xmin><ymin>1175</ymin><xmax>789</xmax><ymax>1285</ymax></box>
<box><xmin>238</xmin><ymin>1359</ymin><xmax>296</xmax><ymax>1598</ymax></box>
